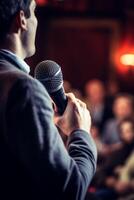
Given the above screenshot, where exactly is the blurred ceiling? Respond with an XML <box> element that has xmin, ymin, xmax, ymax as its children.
<box><xmin>36</xmin><ymin>0</ymin><xmax>134</xmax><ymax>12</ymax></box>
<box><xmin>36</xmin><ymin>0</ymin><xmax>134</xmax><ymax>21</ymax></box>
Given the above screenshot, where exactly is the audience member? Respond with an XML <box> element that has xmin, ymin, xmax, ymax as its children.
<box><xmin>102</xmin><ymin>94</ymin><xmax>134</xmax><ymax>145</ymax></box>
<box><xmin>91</xmin><ymin>124</ymin><xmax>114</xmax><ymax>164</ymax></box>
<box><xmin>85</xmin><ymin>79</ymin><xmax>113</xmax><ymax>132</ymax></box>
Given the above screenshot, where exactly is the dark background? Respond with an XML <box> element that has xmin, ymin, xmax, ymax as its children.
<box><xmin>27</xmin><ymin>0</ymin><xmax>134</xmax><ymax>94</ymax></box>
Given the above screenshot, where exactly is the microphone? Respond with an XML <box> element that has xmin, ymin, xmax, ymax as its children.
<box><xmin>34</xmin><ymin>60</ymin><xmax>68</xmax><ymax>115</ymax></box>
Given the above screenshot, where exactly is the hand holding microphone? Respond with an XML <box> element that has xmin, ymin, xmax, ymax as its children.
<box><xmin>54</xmin><ymin>93</ymin><xmax>91</xmax><ymax>136</ymax></box>
<box><xmin>35</xmin><ymin>60</ymin><xmax>91</xmax><ymax>135</ymax></box>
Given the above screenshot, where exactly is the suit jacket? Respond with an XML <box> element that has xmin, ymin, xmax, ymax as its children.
<box><xmin>0</xmin><ymin>50</ymin><xmax>97</xmax><ymax>200</ymax></box>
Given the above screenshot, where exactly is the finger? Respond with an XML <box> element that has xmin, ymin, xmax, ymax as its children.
<box><xmin>66</xmin><ymin>93</ymin><xmax>76</xmax><ymax>102</ymax></box>
<box><xmin>66</xmin><ymin>93</ymin><xmax>87</xmax><ymax>113</ymax></box>
<box><xmin>76</xmin><ymin>98</ymin><xmax>87</xmax><ymax>108</ymax></box>
<box><xmin>66</xmin><ymin>93</ymin><xmax>80</xmax><ymax>108</ymax></box>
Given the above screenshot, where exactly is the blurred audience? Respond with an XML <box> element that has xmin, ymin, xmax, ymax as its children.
<box><xmin>87</xmin><ymin>117</ymin><xmax>134</xmax><ymax>200</ymax></box>
<box><xmin>64</xmin><ymin>79</ymin><xmax>134</xmax><ymax>200</ymax></box>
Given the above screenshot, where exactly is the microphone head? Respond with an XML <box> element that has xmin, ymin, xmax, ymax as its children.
<box><xmin>34</xmin><ymin>60</ymin><xmax>63</xmax><ymax>93</ymax></box>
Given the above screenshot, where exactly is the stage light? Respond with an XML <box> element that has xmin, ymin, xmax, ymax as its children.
<box><xmin>120</xmin><ymin>54</ymin><xmax>134</xmax><ymax>67</ymax></box>
<box><xmin>36</xmin><ymin>0</ymin><xmax>48</xmax><ymax>6</ymax></box>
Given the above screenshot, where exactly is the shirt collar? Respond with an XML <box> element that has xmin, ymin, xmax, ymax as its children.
<box><xmin>1</xmin><ymin>49</ymin><xmax>30</xmax><ymax>74</ymax></box>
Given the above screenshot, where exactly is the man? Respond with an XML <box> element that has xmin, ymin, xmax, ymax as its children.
<box><xmin>0</xmin><ymin>0</ymin><xmax>97</xmax><ymax>199</ymax></box>
<box><xmin>85</xmin><ymin>79</ymin><xmax>113</xmax><ymax>133</ymax></box>
<box><xmin>102</xmin><ymin>94</ymin><xmax>134</xmax><ymax>144</ymax></box>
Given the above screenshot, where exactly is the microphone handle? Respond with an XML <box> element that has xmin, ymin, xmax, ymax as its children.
<box><xmin>50</xmin><ymin>88</ymin><xmax>68</xmax><ymax>115</ymax></box>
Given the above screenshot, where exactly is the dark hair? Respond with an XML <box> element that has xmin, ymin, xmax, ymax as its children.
<box><xmin>114</xmin><ymin>93</ymin><xmax>134</xmax><ymax>110</ymax></box>
<box><xmin>114</xmin><ymin>93</ymin><xmax>134</xmax><ymax>104</ymax></box>
<box><xmin>0</xmin><ymin>0</ymin><xmax>32</xmax><ymax>42</ymax></box>
<box><xmin>118</xmin><ymin>117</ymin><xmax>134</xmax><ymax>135</ymax></box>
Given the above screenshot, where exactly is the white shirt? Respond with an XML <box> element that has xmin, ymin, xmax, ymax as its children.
<box><xmin>1</xmin><ymin>49</ymin><xmax>30</xmax><ymax>74</ymax></box>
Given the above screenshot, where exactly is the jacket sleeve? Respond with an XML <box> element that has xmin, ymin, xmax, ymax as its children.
<box><xmin>5</xmin><ymin>76</ymin><xmax>97</xmax><ymax>200</ymax></box>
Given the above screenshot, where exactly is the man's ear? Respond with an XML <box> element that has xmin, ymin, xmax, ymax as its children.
<box><xmin>14</xmin><ymin>10</ymin><xmax>28</xmax><ymax>32</ymax></box>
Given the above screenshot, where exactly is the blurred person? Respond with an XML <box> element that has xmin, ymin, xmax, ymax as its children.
<box><xmin>91</xmin><ymin>124</ymin><xmax>113</xmax><ymax>164</ymax></box>
<box><xmin>89</xmin><ymin>118</ymin><xmax>134</xmax><ymax>200</ymax></box>
<box><xmin>106</xmin><ymin>79</ymin><xmax>120</xmax><ymax>98</ymax></box>
<box><xmin>118</xmin><ymin>152</ymin><xmax>134</xmax><ymax>186</ymax></box>
<box><xmin>106</xmin><ymin>118</ymin><xmax>134</xmax><ymax>182</ymax></box>
<box><xmin>0</xmin><ymin>0</ymin><xmax>97</xmax><ymax>200</ymax></box>
<box><xmin>105</xmin><ymin>79</ymin><xmax>120</xmax><ymax>118</ymax></box>
<box><xmin>85</xmin><ymin>79</ymin><xmax>113</xmax><ymax>133</ymax></box>
<box><xmin>116</xmin><ymin>151</ymin><xmax>134</xmax><ymax>200</ymax></box>
<box><xmin>102</xmin><ymin>94</ymin><xmax>134</xmax><ymax>145</ymax></box>
<box><xmin>105</xmin><ymin>144</ymin><xmax>134</xmax><ymax>199</ymax></box>
<box><xmin>106</xmin><ymin>117</ymin><xmax>134</xmax><ymax>171</ymax></box>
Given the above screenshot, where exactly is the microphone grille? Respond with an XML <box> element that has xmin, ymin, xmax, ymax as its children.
<box><xmin>34</xmin><ymin>60</ymin><xmax>63</xmax><ymax>93</ymax></box>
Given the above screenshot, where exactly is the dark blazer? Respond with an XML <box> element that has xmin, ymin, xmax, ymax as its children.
<box><xmin>0</xmin><ymin>50</ymin><xmax>97</xmax><ymax>200</ymax></box>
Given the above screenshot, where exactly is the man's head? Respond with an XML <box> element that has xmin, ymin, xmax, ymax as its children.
<box><xmin>85</xmin><ymin>79</ymin><xmax>105</xmax><ymax>104</ymax></box>
<box><xmin>118</xmin><ymin>118</ymin><xmax>134</xmax><ymax>143</ymax></box>
<box><xmin>113</xmin><ymin>94</ymin><xmax>134</xmax><ymax>120</ymax></box>
<box><xmin>0</xmin><ymin>0</ymin><xmax>37</xmax><ymax>58</ymax></box>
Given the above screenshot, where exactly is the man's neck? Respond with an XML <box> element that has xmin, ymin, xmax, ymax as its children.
<box><xmin>0</xmin><ymin>34</ymin><xmax>26</xmax><ymax>60</ymax></box>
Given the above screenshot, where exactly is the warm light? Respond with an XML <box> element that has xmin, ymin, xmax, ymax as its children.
<box><xmin>120</xmin><ymin>54</ymin><xmax>134</xmax><ymax>66</ymax></box>
<box><xmin>36</xmin><ymin>0</ymin><xmax>48</xmax><ymax>6</ymax></box>
<box><xmin>113</xmin><ymin>38</ymin><xmax>134</xmax><ymax>74</ymax></box>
